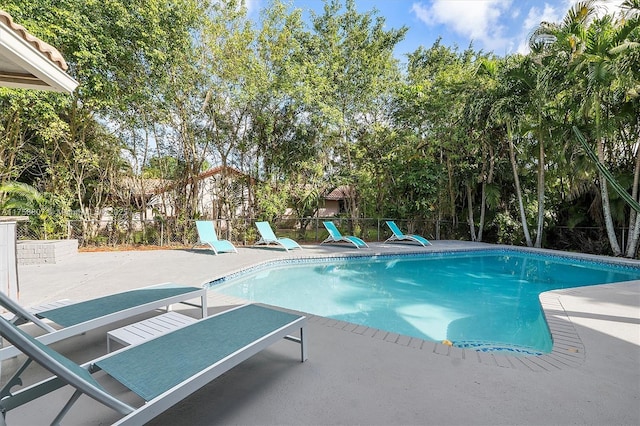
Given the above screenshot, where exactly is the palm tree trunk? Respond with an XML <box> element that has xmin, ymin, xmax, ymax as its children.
<box><xmin>534</xmin><ymin>138</ymin><xmax>545</xmax><ymax>248</ymax></box>
<box><xmin>594</xmin><ymin>91</ymin><xmax>622</xmax><ymax>256</ymax></box>
<box><xmin>597</xmin><ymin>139</ymin><xmax>622</xmax><ymax>255</ymax></box>
<box><xmin>466</xmin><ymin>182</ymin><xmax>476</xmax><ymax>241</ymax></box>
<box><xmin>625</xmin><ymin>143</ymin><xmax>640</xmax><ymax>258</ymax></box>
<box><xmin>626</xmin><ymin>214</ymin><xmax>640</xmax><ymax>259</ymax></box>
<box><xmin>508</xmin><ymin>135</ymin><xmax>533</xmax><ymax>247</ymax></box>
<box><xmin>478</xmin><ymin>181</ymin><xmax>486</xmax><ymax>242</ymax></box>
<box><xmin>447</xmin><ymin>157</ymin><xmax>456</xmax><ymax>225</ymax></box>
<box><xmin>477</xmin><ymin>144</ymin><xmax>494</xmax><ymax>242</ymax></box>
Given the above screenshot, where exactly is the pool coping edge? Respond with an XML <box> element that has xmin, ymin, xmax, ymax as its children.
<box><xmin>205</xmin><ymin>245</ymin><xmax>639</xmax><ymax>371</ymax></box>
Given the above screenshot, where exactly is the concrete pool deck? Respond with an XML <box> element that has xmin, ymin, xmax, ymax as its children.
<box><xmin>2</xmin><ymin>241</ymin><xmax>639</xmax><ymax>425</ymax></box>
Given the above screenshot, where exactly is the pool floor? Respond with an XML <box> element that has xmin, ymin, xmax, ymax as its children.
<box><xmin>208</xmin><ymin>250</ymin><xmax>640</xmax><ymax>354</ymax></box>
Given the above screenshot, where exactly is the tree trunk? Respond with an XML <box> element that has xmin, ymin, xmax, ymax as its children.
<box><xmin>508</xmin><ymin>136</ymin><xmax>533</xmax><ymax>247</ymax></box>
<box><xmin>592</xmin><ymin>91</ymin><xmax>621</xmax><ymax>255</ymax></box>
<box><xmin>626</xmin><ymin>214</ymin><xmax>640</xmax><ymax>259</ymax></box>
<box><xmin>598</xmin><ymin>163</ymin><xmax>622</xmax><ymax>255</ymax></box>
<box><xmin>625</xmin><ymin>142</ymin><xmax>640</xmax><ymax>258</ymax></box>
<box><xmin>447</xmin><ymin>156</ymin><xmax>457</xmax><ymax>227</ymax></box>
<box><xmin>477</xmin><ymin>143</ymin><xmax>494</xmax><ymax>242</ymax></box>
<box><xmin>466</xmin><ymin>181</ymin><xmax>476</xmax><ymax>241</ymax></box>
<box><xmin>596</xmin><ymin>137</ymin><xmax>622</xmax><ymax>256</ymax></box>
<box><xmin>478</xmin><ymin>180</ymin><xmax>486</xmax><ymax>242</ymax></box>
<box><xmin>534</xmin><ymin>138</ymin><xmax>545</xmax><ymax>248</ymax></box>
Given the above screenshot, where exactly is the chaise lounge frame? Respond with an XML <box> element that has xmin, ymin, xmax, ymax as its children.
<box><xmin>384</xmin><ymin>221</ymin><xmax>432</xmax><ymax>247</ymax></box>
<box><xmin>193</xmin><ymin>220</ymin><xmax>238</xmax><ymax>255</ymax></box>
<box><xmin>253</xmin><ymin>221</ymin><xmax>302</xmax><ymax>251</ymax></box>
<box><xmin>0</xmin><ymin>303</ymin><xmax>306</xmax><ymax>425</ymax></box>
<box><xmin>321</xmin><ymin>221</ymin><xmax>369</xmax><ymax>249</ymax></box>
<box><xmin>0</xmin><ymin>283</ymin><xmax>207</xmax><ymax>361</ymax></box>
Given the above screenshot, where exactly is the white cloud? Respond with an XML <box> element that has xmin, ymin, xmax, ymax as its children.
<box><xmin>593</xmin><ymin>0</ymin><xmax>626</xmax><ymax>16</ymax></box>
<box><xmin>563</xmin><ymin>0</ymin><xmax>624</xmax><ymax>16</ymax></box>
<box><xmin>563</xmin><ymin>0</ymin><xmax>626</xmax><ymax>18</ymax></box>
<box><xmin>245</xmin><ymin>0</ymin><xmax>262</xmax><ymax>15</ymax></box>
<box><xmin>523</xmin><ymin>4</ymin><xmax>562</xmax><ymax>29</ymax></box>
<box><xmin>515</xmin><ymin>0</ymin><xmax>627</xmax><ymax>54</ymax></box>
<box><xmin>411</xmin><ymin>0</ymin><xmax>513</xmax><ymax>52</ymax></box>
<box><xmin>516</xmin><ymin>3</ymin><xmax>563</xmax><ymax>53</ymax></box>
<box><xmin>411</xmin><ymin>2</ymin><xmax>433</xmax><ymax>25</ymax></box>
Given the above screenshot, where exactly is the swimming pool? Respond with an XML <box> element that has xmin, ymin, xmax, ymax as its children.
<box><xmin>207</xmin><ymin>250</ymin><xmax>640</xmax><ymax>354</ymax></box>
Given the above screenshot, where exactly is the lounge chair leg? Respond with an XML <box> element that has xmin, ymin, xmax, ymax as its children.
<box><xmin>52</xmin><ymin>389</ymin><xmax>82</xmax><ymax>425</ymax></box>
<box><xmin>283</xmin><ymin>326</ymin><xmax>307</xmax><ymax>362</ymax></box>
<box><xmin>300</xmin><ymin>326</ymin><xmax>307</xmax><ymax>362</ymax></box>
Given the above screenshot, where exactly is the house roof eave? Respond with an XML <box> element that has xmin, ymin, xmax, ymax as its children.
<box><xmin>0</xmin><ymin>10</ymin><xmax>78</xmax><ymax>93</ymax></box>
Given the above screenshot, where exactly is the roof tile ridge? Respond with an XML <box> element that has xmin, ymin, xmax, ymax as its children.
<box><xmin>0</xmin><ymin>10</ymin><xmax>68</xmax><ymax>71</ymax></box>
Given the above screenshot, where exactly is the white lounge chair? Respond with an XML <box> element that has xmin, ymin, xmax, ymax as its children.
<box><xmin>321</xmin><ymin>221</ymin><xmax>368</xmax><ymax>248</ymax></box>
<box><xmin>0</xmin><ymin>304</ymin><xmax>306</xmax><ymax>425</ymax></box>
<box><xmin>254</xmin><ymin>221</ymin><xmax>302</xmax><ymax>251</ymax></box>
<box><xmin>0</xmin><ymin>283</ymin><xmax>207</xmax><ymax>361</ymax></box>
<box><xmin>193</xmin><ymin>220</ymin><xmax>238</xmax><ymax>254</ymax></box>
<box><xmin>385</xmin><ymin>221</ymin><xmax>431</xmax><ymax>246</ymax></box>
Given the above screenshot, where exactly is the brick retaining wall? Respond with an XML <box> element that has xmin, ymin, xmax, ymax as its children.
<box><xmin>17</xmin><ymin>239</ymin><xmax>78</xmax><ymax>265</ymax></box>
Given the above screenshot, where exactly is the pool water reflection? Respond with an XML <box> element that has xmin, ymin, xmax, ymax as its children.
<box><xmin>208</xmin><ymin>250</ymin><xmax>640</xmax><ymax>354</ymax></box>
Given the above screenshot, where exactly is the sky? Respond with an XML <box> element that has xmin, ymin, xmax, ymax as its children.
<box><xmin>245</xmin><ymin>0</ymin><xmax>628</xmax><ymax>61</ymax></box>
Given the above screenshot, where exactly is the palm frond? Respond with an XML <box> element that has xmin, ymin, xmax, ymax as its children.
<box><xmin>0</xmin><ymin>182</ymin><xmax>44</xmax><ymax>214</ymax></box>
<box><xmin>563</xmin><ymin>0</ymin><xmax>598</xmax><ymax>29</ymax></box>
<box><xmin>621</xmin><ymin>0</ymin><xmax>640</xmax><ymax>19</ymax></box>
<box><xmin>609</xmin><ymin>40</ymin><xmax>640</xmax><ymax>55</ymax></box>
<box><xmin>573</xmin><ymin>126</ymin><xmax>640</xmax><ymax>213</ymax></box>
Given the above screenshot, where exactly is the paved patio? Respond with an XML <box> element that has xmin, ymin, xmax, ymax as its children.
<box><xmin>2</xmin><ymin>241</ymin><xmax>639</xmax><ymax>425</ymax></box>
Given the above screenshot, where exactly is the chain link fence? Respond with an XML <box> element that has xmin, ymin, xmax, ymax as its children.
<box><xmin>14</xmin><ymin>217</ymin><xmax>636</xmax><ymax>257</ymax></box>
<box><xmin>16</xmin><ymin>217</ymin><xmax>456</xmax><ymax>248</ymax></box>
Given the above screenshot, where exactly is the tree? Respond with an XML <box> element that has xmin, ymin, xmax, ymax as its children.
<box><xmin>1</xmin><ymin>0</ymin><xmax>206</xmax><ymax>227</ymax></box>
<box><xmin>398</xmin><ymin>42</ymin><xmax>486</xmax><ymax>240</ymax></box>
<box><xmin>485</xmin><ymin>55</ymin><xmax>538</xmax><ymax>247</ymax></box>
<box><xmin>307</xmin><ymin>0</ymin><xmax>407</xmax><ymax>225</ymax></box>
<box><xmin>533</xmin><ymin>0</ymin><xmax>640</xmax><ymax>255</ymax></box>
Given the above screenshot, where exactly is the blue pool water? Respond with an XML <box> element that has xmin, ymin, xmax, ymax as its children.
<box><xmin>208</xmin><ymin>250</ymin><xmax>640</xmax><ymax>354</ymax></box>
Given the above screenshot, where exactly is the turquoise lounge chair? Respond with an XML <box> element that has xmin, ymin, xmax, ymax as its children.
<box><xmin>194</xmin><ymin>220</ymin><xmax>238</xmax><ymax>254</ymax></box>
<box><xmin>0</xmin><ymin>304</ymin><xmax>306</xmax><ymax>425</ymax></box>
<box><xmin>321</xmin><ymin>221</ymin><xmax>369</xmax><ymax>249</ymax></box>
<box><xmin>0</xmin><ymin>283</ymin><xmax>207</xmax><ymax>361</ymax></box>
<box><xmin>385</xmin><ymin>221</ymin><xmax>431</xmax><ymax>246</ymax></box>
<box><xmin>254</xmin><ymin>221</ymin><xmax>302</xmax><ymax>251</ymax></box>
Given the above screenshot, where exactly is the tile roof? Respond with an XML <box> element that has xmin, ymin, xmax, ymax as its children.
<box><xmin>0</xmin><ymin>10</ymin><xmax>68</xmax><ymax>71</ymax></box>
<box><xmin>324</xmin><ymin>185</ymin><xmax>352</xmax><ymax>200</ymax></box>
<box><xmin>198</xmin><ymin>165</ymin><xmax>247</xmax><ymax>180</ymax></box>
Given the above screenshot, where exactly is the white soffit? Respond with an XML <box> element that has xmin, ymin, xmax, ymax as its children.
<box><xmin>0</xmin><ymin>10</ymin><xmax>78</xmax><ymax>93</ymax></box>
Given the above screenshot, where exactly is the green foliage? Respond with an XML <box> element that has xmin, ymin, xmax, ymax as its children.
<box><xmin>142</xmin><ymin>156</ymin><xmax>184</xmax><ymax>179</ymax></box>
<box><xmin>0</xmin><ymin>0</ymin><xmax>638</xmax><ymax>255</ymax></box>
<box><xmin>0</xmin><ymin>182</ymin><xmax>72</xmax><ymax>239</ymax></box>
<box><xmin>493</xmin><ymin>211</ymin><xmax>524</xmax><ymax>245</ymax></box>
<box><xmin>0</xmin><ymin>182</ymin><xmax>43</xmax><ymax>213</ymax></box>
<box><xmin>255</xmin><ymin>181</ymin><xmax>289</xmax><ymax>223</ymax></box>
<box><xmin>29</xmin><ymin>192</ymin><xmax>73</xmax><ymax>240</ymax></box>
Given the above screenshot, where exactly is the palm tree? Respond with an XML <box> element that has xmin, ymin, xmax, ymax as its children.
<box><xmin>482</xmin><ymin>57</ymin><xmax>534</xmax><ymax>247</ymax></box>
<box><xmin>531</xmin><ymin>0</ymin><xmax>640</xmax><ymax>256</ymax></box>
<box><xmin>502</xmin><ymin>53</ymin><xmax>556</xmax><ymax>248</ymax></box>
<box><xmin>0</xmin><ymin>182</ymin><xmax>43</xmax><ymax>215</ymax></box>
